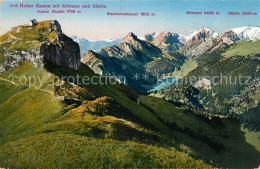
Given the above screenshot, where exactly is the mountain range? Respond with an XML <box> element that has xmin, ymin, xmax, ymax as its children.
<box><xmin>79</xmin><ymin>25</ymin><xmax>260</xmax><ymax>131</ymax></box>
<box><xmin>79</xmin><ymin>26</ymin><xmax>260</xmax><ymax>89</ymax></box>
<box><xmin>81</xmin><ymin>32</ymin><xmax>186</xmax><ymax>91</ymax></box>
<box><xmin>71</xmin><ymin>36</ymin><xmax>122</xmax><ymax>56</ymax></box>
<box><xmin>72</xmin><ymin>26</ymin><xmax>260</xmax><ymax>59</ymax></box>
<box><xmin>0</xmin><ymin>20</ymin><xmax>260</xmax><ymax>168</ymax></box>
<box><xmin>145</xmin><ymin>26</ymin><xmax>260</xmax><ymax>45</ymax></box>
<box><xmin>146</xmin><ymin>26</ymin><xmax>260</xmax><ymax>57</ymax></box>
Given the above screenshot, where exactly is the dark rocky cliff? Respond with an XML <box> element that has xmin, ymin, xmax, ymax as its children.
<box><xmin>0</xmin><ymin>20</ymin><xmax>80</xmax><ymax>72</ymax></box>
<box><xmin>40</xmin><ymin>33</ymin><xmax>81</xmax><ymax>70</ymax></box>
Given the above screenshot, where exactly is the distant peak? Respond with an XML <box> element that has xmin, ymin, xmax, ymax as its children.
<box><xmin>229</xmin><ymin>26</ymin><xmax>260</xmax><ymax>40</ymax></box>
<box><xmin>156</xmin><ymin>31</ymin><xmax>171</xmax><ymax>37</ymax></box>
<box><xmin>200</xmin><ymin>28</ymin><xmax>206</xmax><ymax>33</ymax></box>
<box><xmin>156</xmin><ymin>31</ymin><xmax>179</xmax><ymax>38</ymax></box>
<box><xmin>123</xmin><ymin>32</ymin><xmax>139</xmax><ymax>42</ymax></box>
<box><xmin>86</xmin><ymin>50</ymin><xmax>96</xmax><ymax>55</ymax></box>
<box><xmin>127</xmin><ymin>32</ymin><xmax>137</xmax><ymax>37</ymax></box>
<box><xmin>83</xmin><ymin>50</ymin><xmax>100</xmax><ymax>58</ymax></box>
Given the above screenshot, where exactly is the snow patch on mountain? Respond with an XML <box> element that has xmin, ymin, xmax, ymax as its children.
<box><xmin>138</xmin><ymin>36</ymin><xmax>146</xmax><ymax>40</ymax></box>
<box><xmin>230</xmin><ymin>26</ymin><xmax>260</xmax><ymax>41</ymax></box>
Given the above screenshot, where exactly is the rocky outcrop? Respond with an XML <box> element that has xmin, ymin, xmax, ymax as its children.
<box><xmin>154</xmin><ymin>32</ymin><xmax>180</xmax><ymax>44</ymax></box>
<box><xmin>122</xmin><ymin>32</ymin><xmax>162</xmax><ymax>58</ymax></box>
<box><xmin>144</xmin><ymin>32</ymin><xmax>156</xmax><ymax>42</ymax></box>
<box><xmin>40</xmin><ymin>33</ymin><xmax>80</xmax><ymax>70</ymax></box>
<box><xmin>81</xmin><ymin>50</ymin><xmax>104</xmax><ymax>75</ymax></box>
<box><xmin>180</xmin><ymin>29</ymin><xmax>240</xmax><ymax>58</ymax></box>
<box><xmin>207</xmin><ymin>31</ymin><xmax>238</xmax><ymax>54</ymax></box>
<box><xmin>180</xmin><ymin>28</ymin><xmax>217</xmax><ymax>58</ymax></box>
<box><xmin>0</xmin><ymin>20</ymin><xmax>80</xmax><ymax>72</ymax></box>
<box><xmin>0</xmin><ymin>50</ymin><xmax>43</xmax><ymax>72</ymax></box>
<box><xmin>145</xmin><ymin>32</ymin><xmax>183</xmax><ymax>51</ymax></box>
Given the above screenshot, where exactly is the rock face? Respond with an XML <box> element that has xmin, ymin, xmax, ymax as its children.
<box><xmin>207</xmin><ymin>31</ymin><xmax>238</xmax><ymax>54</ymax></box>
<box><xmin>0</xmin><ymin>50</ymin><xmax>42</xmax><ymax>72</ymax></box>
<box><xmin>40</xmin><ymin>33</ymin><xmax>81</xmax><ymax>70</ymax></box>
<box><xmin>179</xmin><ymin>28</ymin><xmax>242</xmax><ymax>58</ymax></box>
<box><xmin>81</xmin><ymin>50</ymin><xmax>104</xmax><ymax>75</ymax></box>
<box><xmin>144</xmin><ymin>33</ymin><xmax>156</xmax><ymax>42</ymax></box>
<box><xmin>180</xmin><ymin>28</ymin><xmax>218</xmax><ymax>58</ymax></box>
<box><xmin>145</xmin><ymin>32</ymin><xmax>183</xmax><ymax>51</ymax></box>
<box><xmin>0</xmin><ymin>20</ymin><xmax>80</xmax><ymax>72</ymax></box>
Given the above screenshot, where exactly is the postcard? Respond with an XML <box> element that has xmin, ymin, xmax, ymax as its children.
<box><xmin>0</xmin><ymin>0</ymin><xmax>259</xmax><ymax>168</ymax></box>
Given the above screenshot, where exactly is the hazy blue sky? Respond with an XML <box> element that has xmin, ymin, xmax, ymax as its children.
<box><xmin>0</xmin><ymin>0</ymin><xmax>259</xmax><ymax>40</ymax></box>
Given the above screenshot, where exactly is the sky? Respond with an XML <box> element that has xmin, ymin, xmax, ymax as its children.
<box><xmin>0</xmin><ymin>0</ymin><xmax>259</xmax><ymax>40</ymax></box>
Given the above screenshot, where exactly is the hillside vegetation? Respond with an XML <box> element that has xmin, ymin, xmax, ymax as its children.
<box><xmin>0</xmin><ymin>20</ymin><xmax>58</xmax><ymax>62</ymax></box>
<box><xmin>1</xmin><ymin>20</ymin><xmax>259</xmax><ymax>168</ymax></box>
<box><xmin>139</xmin><ymin>96</ymin><xmax>260</xmax><ymax>168</ymax></box>
<box><xmin>0</xmin><ymin>61</ymin><xmax>259</xmax><ymax>168</ymax></box>
<box><xmin>161</xmin><ymin>40</ymin><xmax>260</xmax><ymax>131</ymax></box>
<box><xmin>223</xmin><ymin>40</ymin><xmax>260</xmax><ymax>58</ymax></box>
<box><xmin>0</xmin><ymin>61</ymin><xmax>211</xmax><ymax>168</ymax></box>
<box><xmin>0</xmin><ymin>133</ymin><xmax>210</xmax><ymax>169</ymax></box>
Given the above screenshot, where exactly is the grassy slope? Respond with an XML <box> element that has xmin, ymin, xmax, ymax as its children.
<box><xmin>242</xmin><ymin>127</ymin><xmax>260</xmax><ymax>152</ymax></box>
<box><xmin>0</xmin><ymin>61</ymin><xmax>259</xmax><ymax>168</ymax></box>
<box><xmin>167</xmin><ymin>59</ymin><xmax>198</xmax><ymax>78</ymax></box>
<box><xmin>139</xmin><ymin>96</ymin><xmax>216</xmax><ymax>133</ymax></box>
<box><xmin>0</xmin><ymin>62</ymin><xmax>64</xmax><ymax>143</ymax></box>
<box><xmin>140</xmin><ymin>96</ymin><xmax>260</xmax><ymax>168</ymax></box>
<box><xmin>45</xmin><ymin>62</ymin><xmax>170</xmax><ymax>134</ymax></box>
<box><xmin>223</xmin><ymin>40</ymin><xmax>260</xmax><ymax>58</ymax></box>
<box><xmin>0</xmin><ymin>61</ymin><xmax>210</xmax><ymax>168</ymax></box>
<box><xmin>0</xmin><ymin>133</ymin><xmax>210</xmax><ymax>169</ymax></box>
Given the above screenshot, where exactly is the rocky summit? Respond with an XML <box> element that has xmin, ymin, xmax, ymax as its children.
<box><xmin>0</xmin><ymin>20</ymin><xmax>80</xmax><ymax>72</ymax></box>
<box><xmin>145</xmin><ymin>32</ymin><xmax>183</xmax><ymax>51</ymax></box>
<box><xmin>179</xmin><ymin>28</ymin><xmax>217</xmax><ymax>58</ymax></box>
